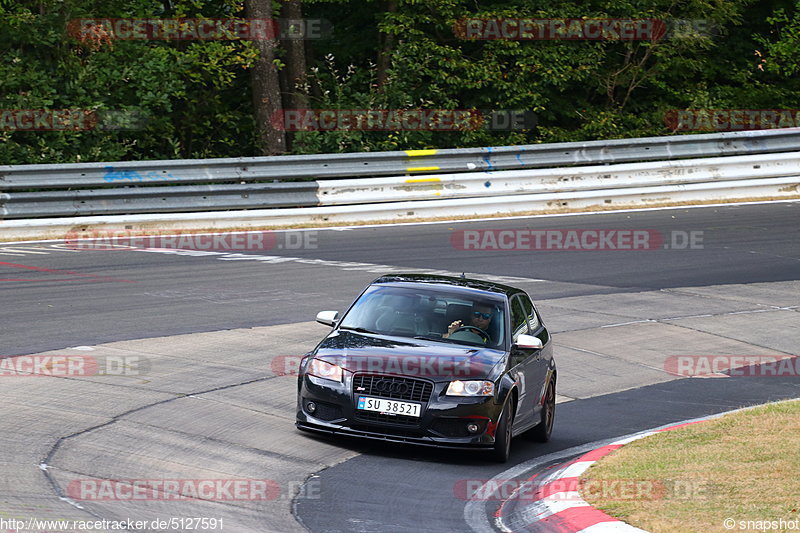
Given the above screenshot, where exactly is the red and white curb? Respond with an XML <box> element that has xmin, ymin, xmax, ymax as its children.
<box><xmin>497</xmin><ymin>421</ymin><xmax>704</xmax><ymax>532</ymax></box>
<box><xmin>465</xmin><ymin>400</ymin><xmax>798</xmax><ymax>533</ymax></box>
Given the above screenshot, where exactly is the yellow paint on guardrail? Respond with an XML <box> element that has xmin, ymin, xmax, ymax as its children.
<box><xmin>404</xmin><ymin>177</ymin><xmax>441</xmax><ymax>184</ymax></box>
<box><xmin>404</xmin><ymin>176</ymin><xmax>442</xmax><ymax>196</ymax></box>
<box><xmin>404</xmin><ymin>149</ymin><xmax>438</xmax><ymax>157</ymax></box>
<box><xmin>406</xmin><ymin>166</ymin><xmax>440</xmax><ymax>172</ymax></box>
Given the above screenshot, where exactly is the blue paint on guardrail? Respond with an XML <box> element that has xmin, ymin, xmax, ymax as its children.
<box><xmin>484</xmin><ymin>146</ymin><xmax>494</xmax><ymax>172</ymax></box>
<box><xmin>103</xmin><ymin>167</ymin><xmax>174</xmax><ymax>183</ymax></box>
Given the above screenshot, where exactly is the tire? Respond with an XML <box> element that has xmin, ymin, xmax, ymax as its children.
<box><xmin>527</xmin><ymin>378</ymin><xmax>555</xmax><ymax>442</ymax></box>
<box><xmin>492</xmin><ymin>400</ymin><xmax>514</xmax><ymax>463</ymax></box>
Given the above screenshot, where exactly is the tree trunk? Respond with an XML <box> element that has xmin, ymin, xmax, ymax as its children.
<box><xmin>246</xmin><ymin>0</ymin><xmax>286</xmax><ymax>155</ymax></box>
<box><xmin>281</xmin><ymin>0</ymin><xmax>308</xmax><ymax>109</ymax></box>
<box><xmin>280</xmin><ymin>0</ymin><xmax>308</xmax><ymax>151</ymax></box>
<box><xmin>376</xmin><ymin>0</ymin><xmax>398</xmax><ymax>89</ymax></box>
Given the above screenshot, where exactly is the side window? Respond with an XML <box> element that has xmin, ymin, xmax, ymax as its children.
<box><xmin>510</xmin><ymin>296</ymin><xmax>529</xmax><ymax>342</ymax></box>
<box><xmin>519</xmin><ymin>294</ymin><xmax>540</xmax><ymax>332</ymax></box>
<box><xmin>520</xmin><ymin>292</ymin><xmax>550</xmax><ymax>345</ymax></box>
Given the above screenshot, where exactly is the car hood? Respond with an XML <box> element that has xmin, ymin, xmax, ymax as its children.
<box><xmin>313</xmin><ymin>329</ymin><xmax>506</xmax><ymax>381</ymax></box>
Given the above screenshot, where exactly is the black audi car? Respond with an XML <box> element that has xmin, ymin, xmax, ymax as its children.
<box><xmin>295</xmin><ymin>274</ymin><xmax>555</xmax><ymax>462</ymax></box>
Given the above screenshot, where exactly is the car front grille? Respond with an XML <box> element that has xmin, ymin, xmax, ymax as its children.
<box><xmin>352</xmin><ymin>374</ymin><xmax>433</xmax><ymax>402</ymax></box>
<box><xmin>352</xmin><ymin>374</ymin><xmax>433</xmax><ymax>427</ymax></box>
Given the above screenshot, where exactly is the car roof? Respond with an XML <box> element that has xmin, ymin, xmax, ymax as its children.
<box><xmin>370</xmin><ymin>273</ymin><xmax>524</xmax><ymax>298</ymax></box>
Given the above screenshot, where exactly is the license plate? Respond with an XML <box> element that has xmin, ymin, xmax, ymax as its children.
<box><xmin>357</xmin><ymin>396</ymin><xmax>422</xmax><ymax>417</ymax></box>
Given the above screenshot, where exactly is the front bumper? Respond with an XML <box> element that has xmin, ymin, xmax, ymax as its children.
<box><xmin>296</xmin><ymin>373</ymin><xmax>503</xmax><ymax>449</ymax></box>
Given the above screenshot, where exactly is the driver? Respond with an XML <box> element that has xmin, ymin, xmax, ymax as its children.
<box><xmin>443</xmin><ymin>302</ymin><xmax>494</xmax><ymax>343</ymax></box>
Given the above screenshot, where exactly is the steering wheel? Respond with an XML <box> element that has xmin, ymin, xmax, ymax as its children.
<box><xmin>452</xmin><ymin>325</ymin><xmax>490</xmax><ymax>343</ymax></box>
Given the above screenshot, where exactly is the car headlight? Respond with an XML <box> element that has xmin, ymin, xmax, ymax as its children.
<box><xmin>307</xmin><ymin>358</ymin><xmax>343</xmax><ymax>382</ymax></box>
<box><xmin>446</xmin><ymin>380</ymin><xmax>494</xmax><ymax>396</ymax></box>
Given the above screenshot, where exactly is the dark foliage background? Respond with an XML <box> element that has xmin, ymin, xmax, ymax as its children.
<box><xmin>1</xmin><ymin>0</ymin><xmax>798</xmax><ymax>163</ymax></box>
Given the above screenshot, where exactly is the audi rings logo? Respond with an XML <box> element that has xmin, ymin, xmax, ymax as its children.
<box><xmin>374</xmin><ymin>380</ymin><xmax>409</xmax><ymax>395</ymax></box>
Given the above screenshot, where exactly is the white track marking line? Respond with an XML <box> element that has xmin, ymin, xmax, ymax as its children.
<box><xmin>2</xmin><ymin>199</ymin><xmax>798</xmax><ymax>246</ymax></box>
<box><xmin>126</xmin><ymin>247</ymin><xmax>548</xmax><ymax>285</ymax></box>
<box><xmin>0</xmin><ymin>247</ymin><xmax>50</xmax><ymax>255</ymax></box>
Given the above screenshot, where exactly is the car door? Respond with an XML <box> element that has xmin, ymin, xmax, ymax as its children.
<box><xmin>518</xmin><ymin>293</ymin><xmax>551</xmax><ymax>424</ymax></box>
<box><xmin>508</xmin><ymin>294</ymin><xmax>537</xmax><ymax>431</ymax></box>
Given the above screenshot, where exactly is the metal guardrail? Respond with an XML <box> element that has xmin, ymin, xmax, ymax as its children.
<box><xmin>315</xmin><ymin>152</ymin><xmax>800</xmax><ymax>205</ymax></box>
<box><xmin>3</xmin><ymin>182</ymin><xmax>319</xmax><ymax>219</ymax></box>
<box><xmin>4</xmin><ymin>175</ymin><xmax>797</xmax><ymax>242</ymax></box>
<box><xmin>1</xmin><ymin>129</ymin><xmax>800</xmax><ymax>219</ymax></box>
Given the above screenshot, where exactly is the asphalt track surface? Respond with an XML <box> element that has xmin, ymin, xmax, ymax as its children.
<box><xmin>296</xmin><ymin>376</ymin><xmax>800</xmax><ymax>533</ymax></box>
<box><xmin>2</xmin><ymin>202</ymin><xmax>798</xmax><ymax>356</ymax></box>
<box><xmin>2</xmin><ymin>201</ymin><xmax>799</xmax><ymax>533</ymax></box>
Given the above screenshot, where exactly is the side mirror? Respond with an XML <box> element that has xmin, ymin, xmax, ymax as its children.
<box><xmin>316</xmin><ymin>310</ymin><xmax>339</xmax><ymax>327</ymax></box>
<box><xmin>515</xmin><ymin>334</ymin><xmax>543</xmax><ymax>350</ymax></box>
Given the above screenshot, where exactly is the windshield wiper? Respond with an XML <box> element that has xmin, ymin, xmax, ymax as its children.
<box><xmin>413</xmin><ymin>334</ymin><xmax>460</xmax><ymax>344</ymax></box>
<box><xmin>414</xmin><ymin>334</ymin><xmax>447</xmax><ymax>341</ymax></box>
<box><xmin>339</xmin><ymin>326</ymin><xmax>378</xmax><ymax>335</ymax></box>
<box><xmin>415</xmin><ymin>335</ymin><xmax>488</xmax><ymax>347</ymax></box>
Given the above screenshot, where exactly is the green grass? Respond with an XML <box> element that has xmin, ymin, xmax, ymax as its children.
<box><xmin>579</xmin><ymin>400</ymin><xmax>800</xmax><ymax>533</ymax></box>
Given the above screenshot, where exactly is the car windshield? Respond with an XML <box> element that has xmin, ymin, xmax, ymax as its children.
<box><xmin>339</xmin><ymin>284</ymin><xmax>506</xmax><ymax>348</ymax></box>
